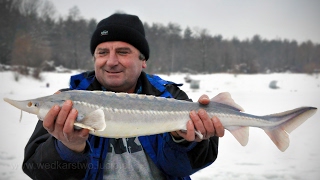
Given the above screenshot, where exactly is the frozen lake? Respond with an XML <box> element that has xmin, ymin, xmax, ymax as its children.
<box><xmin>0</xmin><ymin>71</ymin><xmax>319</xmax><ymax>179</ymax></box>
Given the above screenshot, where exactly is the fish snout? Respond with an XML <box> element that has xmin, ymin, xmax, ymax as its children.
<box><xmin>3</xmin><ymin>98</ymin><xmax>40</xmax><ymax>115</ymax></box>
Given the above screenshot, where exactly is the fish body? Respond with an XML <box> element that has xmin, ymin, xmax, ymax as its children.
<box><xmin>3</xmin><ymin>90</ymin><xmax>317</xmax><ymax>151</ymax></box>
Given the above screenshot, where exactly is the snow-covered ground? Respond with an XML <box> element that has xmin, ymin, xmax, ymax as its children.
<box><xmin>0</xmin><ymin>71</ymin><xmax>319</xmax><ymax>180</ymax></box>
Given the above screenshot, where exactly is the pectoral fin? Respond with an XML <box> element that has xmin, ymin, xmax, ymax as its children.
<box><xmin>195</xmin><ymin>130</ymin><xmax>204</xmax><ymax>139</ymax></box>
<box><xmin>74</xmin><ymin>109</ymin><xmax>106</xmax><ymax>131</ymax></box>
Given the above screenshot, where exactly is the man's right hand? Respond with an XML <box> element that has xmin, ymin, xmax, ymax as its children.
<box><xmin>42</xmin><ymin>100</ymin><xmax>90</xmax><ymax>153</ymax></box>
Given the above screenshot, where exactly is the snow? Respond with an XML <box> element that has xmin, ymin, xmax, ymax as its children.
<box><xmin>0</xmin><ymin>71</ymin><xmax>319</xmax><ymax>179</ymax></box>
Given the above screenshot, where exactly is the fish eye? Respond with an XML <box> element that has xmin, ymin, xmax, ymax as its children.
<box><xmin>27</xmin><ymin>102</ymin><xmax>39</xmax><ymax>107</ymax></box>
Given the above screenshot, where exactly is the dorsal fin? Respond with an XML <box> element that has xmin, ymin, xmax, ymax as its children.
<box><xmin>211</xmin><ymin>92</ymin><xmax>245</xmax><ymax>112</ymax></box>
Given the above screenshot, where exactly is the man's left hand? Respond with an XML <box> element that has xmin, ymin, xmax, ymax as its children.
<box><xmin>171</xmin><ymin>94</ymin><xmax>225</xmax><ymax>142</ymax></box>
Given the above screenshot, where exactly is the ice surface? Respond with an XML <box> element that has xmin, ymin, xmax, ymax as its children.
<box><xmin>0</xmin><ymin>71</ymin><xmax>319</xmax><ymax>179</ymax></box>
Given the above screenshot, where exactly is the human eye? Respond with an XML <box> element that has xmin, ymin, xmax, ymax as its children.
<box><xmin>96</xmin><ymin>49</ymin><xmax>108</xmax><ymax>56</ymax></box>
<box><xmin>117</xmin><ymin>50</ymin><xmax>129</xmax><ymax>55</ymax></box>
<box><xmin>117</xmin><ymin>48</ymin><xmax>131</xmax><ymax>56</ymax></box>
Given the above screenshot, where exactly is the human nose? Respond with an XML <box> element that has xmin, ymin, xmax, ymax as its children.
<box><xmin>106</xmin><ymin>51</ymin><xmax>119</xmax><ymax>66</ymax></box>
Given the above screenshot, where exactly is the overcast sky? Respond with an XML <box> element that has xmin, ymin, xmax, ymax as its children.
<box><xmin>49</xmin><ymin>0</ymin><xmax>320</xmax><ymax>44</ymax></box>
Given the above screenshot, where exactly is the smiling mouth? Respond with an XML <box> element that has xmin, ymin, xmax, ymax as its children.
<box><xmin>106</xmin><ymin>70</ymin><xmax>122</xmax><ymax>75</ymax></box>
<box><xmin>105</xmin><ymin>69</ymin><xmax>121</xmax><ymax>73</ymax></box>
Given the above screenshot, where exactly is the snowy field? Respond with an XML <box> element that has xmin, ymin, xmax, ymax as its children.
<box><xmin>0</xmin><ymin>71</ymin><xmax>319</xmax><ymax>180</ymax></box>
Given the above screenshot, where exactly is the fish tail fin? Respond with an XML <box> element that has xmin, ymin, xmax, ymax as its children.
<box><xmin>264</xmin><ymin>107</ymin><xmax>317</xmax><ymax>152</ymax></box>
<box><xmin>74</xmin><ymin>109</ymin><xmax>106</xmax><ymax>132</ymax></box>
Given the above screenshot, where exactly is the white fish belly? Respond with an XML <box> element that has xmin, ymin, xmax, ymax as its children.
<box><xmin>92</xmin><ymin>110</ymin><xmax>190</xmax><ymax>138</ymax></box>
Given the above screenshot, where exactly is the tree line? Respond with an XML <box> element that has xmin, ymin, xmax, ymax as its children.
<box><xmin>1</xmin><ymin>0</ymin><xmax>319</xmax><ymax>74</ymax></box>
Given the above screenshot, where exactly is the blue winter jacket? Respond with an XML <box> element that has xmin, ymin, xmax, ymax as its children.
<box><xmin>23</xmin><ymin>71</ymin><xmax>219</xmax><ymax>180</ymax></box>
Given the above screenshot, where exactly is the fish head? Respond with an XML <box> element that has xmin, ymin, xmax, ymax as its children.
<box><xmin>3</xmin><ymin>96</ymin><xmax>57</xmax><ymax>120</ymax></box>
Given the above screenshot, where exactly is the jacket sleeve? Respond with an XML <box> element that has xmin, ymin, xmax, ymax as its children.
<box><xmin>23</xmin><ymin>120</ymin><xmax>89</xmax><ymax>180</ymax></box>
<box><xmin>158</xmin><ymin>84</ymin><xmax>219</xmax><ymax>176</ymax></box>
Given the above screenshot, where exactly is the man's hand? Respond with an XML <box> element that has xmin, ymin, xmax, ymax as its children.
<box><xmin>42</xmin><ymin>100</ymin><xmax>90</xmax><ymax>153</ymax></box>
<box><xmin>171</xmin><ymin>94</ymin><xmax>225</xmax><ymax>142</ymax></box>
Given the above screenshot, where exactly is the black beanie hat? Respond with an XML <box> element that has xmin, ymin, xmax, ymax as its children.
<box><xmin>90</xmin><ymin>13</ymin><xmax>150</xmax><ymax>60</ymax></box>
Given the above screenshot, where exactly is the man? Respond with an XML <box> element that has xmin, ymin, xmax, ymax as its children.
<box><xmin>23</xmin><ymin>13</ymin><xmax>225</xmax><ymax>180</ymax></box>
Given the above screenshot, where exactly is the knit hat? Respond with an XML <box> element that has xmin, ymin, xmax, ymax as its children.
<box><xmin>90</xmin><ymin>13</ymin><xmax>150</xmax><ymax>60</ymax></box>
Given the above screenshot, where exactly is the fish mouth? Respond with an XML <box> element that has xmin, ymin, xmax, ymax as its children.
<box><xmin>3</xmin><ymin>98</ymin><xmax>39</xmax><ymax>115</ymax></box>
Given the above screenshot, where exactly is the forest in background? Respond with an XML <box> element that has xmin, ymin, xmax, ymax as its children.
<box><xmin>1</xmin><ymin>0</ymin><xmax>319</xmax><ymax>75</ymax></box>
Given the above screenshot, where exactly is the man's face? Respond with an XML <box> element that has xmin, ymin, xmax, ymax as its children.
<box><xmin>94</xmin><ymin>41</ymin><xmax>147</xmax><ymax>93</ymax></box>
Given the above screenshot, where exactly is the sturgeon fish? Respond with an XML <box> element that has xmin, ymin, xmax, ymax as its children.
<box><xmin>3</xmin><ymin>90</ymin><xmax>317</xmax><ymax>152</ymax></box>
